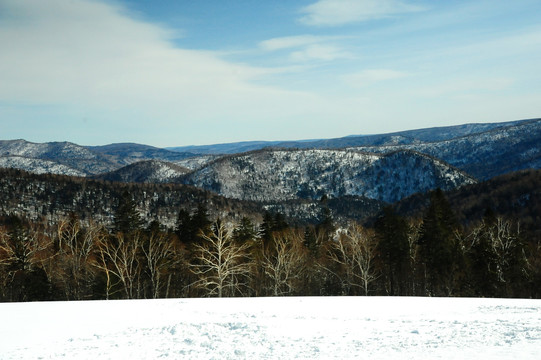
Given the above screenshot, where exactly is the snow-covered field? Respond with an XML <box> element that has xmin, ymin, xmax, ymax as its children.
<box><xmin>1</xmin><ymin>297</ymin><xmax>540</xmax><ymax>359</ymax></box>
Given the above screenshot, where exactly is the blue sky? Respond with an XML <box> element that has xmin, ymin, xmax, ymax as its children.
<box><xmin>1</xmin><ymin>0</ymin><xmax>540</xmax><ymax>147</ymax></box>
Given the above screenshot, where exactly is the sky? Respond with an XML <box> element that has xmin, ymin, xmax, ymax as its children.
<box><xmin>1</xmin><ymin>0</ymin><xmax>540</xmax><ymax>147</ymax></box>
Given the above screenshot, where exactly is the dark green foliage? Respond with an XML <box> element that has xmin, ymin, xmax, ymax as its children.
<box><xmin>233</xmin><ymin>217</ymin><xmax>258</xmax><ymax>244</ymax></box>
<box><xmin>260</xmin><ymin>212</ymin><xmax>275</xmax><ymax>244</ymax></box>
<box><xmin>175</xmin><ymin>204</ymin><xmax>211</xmax><ymax>244</ymax></box>
<box><xmin>418</xmin><ymin>189</ymin><xmax>461</xmax><ymax>296</ymax></box>
<box><xmin>375</xmin><ymin>206</ymin><xmax>411</xmax><ymax>295</ymax></box>
<box><xmin>113</xmin><ymin>191</ymin><xmax>144</xmax><ymax>234</ymax></box>
<box><xmin>260</xmin><ymin>211</ymin><xmax>288</xmax><ymax>247</ymax></box>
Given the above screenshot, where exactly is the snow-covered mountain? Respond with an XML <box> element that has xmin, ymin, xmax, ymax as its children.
<box><xmin>352</xmin><ymin>118</ymin><xmax>541</xmax><ymax>180</ymax></box>
<box><xmin>167</xmin><ymin>118</ymin><xmax>533</xmax><ymax>154</ymax></box>
<box><xmin>182</xmin><ymin>149</ymin><xmax>475</xmax><ymax>203</ymax></box>
<box><xmin>0</xmin><ymin>139</ymin><xmax>117</xmax><ymax>175</ymax></box>
<box><xmin>0</xmin><ymin>156</ymin><xmax>86</xmax><ymax>177</ymax></box>
<box><xmin>0</xmin><ymin>140</ymin><xmax>199</xmax><ymax>176</ymax></box>
<box><xmin>94</xmin><ymin>160</ymin><xmax>190</xmax><ymax>184</ymax></box>
<box><xmin>87</xmin><ymin>143</ymin><xmax>195</xmax><ymax>166</ymax></box>
<box><xmin>1</xmin><ymin>118</ymin><xmax>540</xmax><ymax>205</ymax></box>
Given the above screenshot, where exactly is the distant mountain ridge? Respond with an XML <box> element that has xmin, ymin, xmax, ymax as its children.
<box><xmin>0</xmin><ymin>140</ymin><xmax>197</xmax><ymax>176</ymax></box>
<box><xmin>352</xmin><ymin>118</ymin><xmax>541</xmax><ymax>180</ymax></box>
<box><xmin>167</xmin><ymin>118</ymin><xmax>534</xmax><ymax>154</ymax></box>
<box><xmin>1</xmin><ymin>117</ymin><xmax>540</xmax><ymax>206</ymax></box>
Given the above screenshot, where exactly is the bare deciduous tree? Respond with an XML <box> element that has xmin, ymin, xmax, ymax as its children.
<box><xmin>189</xmin><ymin>222</ymin><xmax>252</xmax><ymax>297</ymax></box>
<box><xmin>93</xmin><ymin>232</ymin><xmax>143</xmax><ymax>299</ymax></box>
<box><xmin>54</xmin><ymin>218</ymin><xmax>101</xmax><ymax>299</ymax></box>
<box><xmin>262</xmin><ymin>229</ymin><xmax>308</xmax><ymax>296</ymax></box>
<box><xmin>487</xmin><ymin>218</ymin><xmax>526</xmax><ymax>285</ymax></box>
<box><xmin>142</xmin><ymin>232</ymin><xmax>181</xmax><ymax>299</ymax></box>
<box><xmin>328</xmin><ymin>222</ymin><xmax>377</xmax><ymax>296</ymax></box>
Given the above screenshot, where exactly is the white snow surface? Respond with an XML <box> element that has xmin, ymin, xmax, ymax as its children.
<box><xmin>1</xmin><ymin>297</ymin><xmax>540</xmax><ymax>359</ymax></box>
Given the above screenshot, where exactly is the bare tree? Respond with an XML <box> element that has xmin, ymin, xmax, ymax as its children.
<box><xmin>142</xmin><ymin>232</ymin><xmax>181</xmax><ymax>299</ymax></box>
<box><xmin>327</xmin><ymin>222</ymin><xmax>377</xmax><ymax>296</ymax></box>
<box><xmin>93</xmin><ymin>232</ymin><xmax>143</xmax><ymax>299</ymax></box>
<box><xmin>189</xmin><ymin>221</ymin><xmax>253</xmax><ymax>297</ymax></box>
<box><xmin>54</xmin><ymin>218</ymin><xmax>102</xmax><ymax>300</ymax></box>
<box><xmin>262</xmin><ymin>229</ymin><xmax>308</xmax><ymax>296</ymax></box>
<box><xmin>0</xmin><ymin>221</ymin><xmax>54</xmax><ymax>301</ymax></box>
<box><xmin>487</xmin><ymin>217</ymin><xmax>526</xmax><ymax>286</ymax></box>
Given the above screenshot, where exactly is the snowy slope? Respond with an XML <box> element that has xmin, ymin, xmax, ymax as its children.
<box><xmin>183</xmin><ymin>149</ymin><xmax>475</xmax><ymax>203</ymax></box>
<box><xmin>95</xmin><ymin>160</ymin><xmax>190</xmax><ymax>183</ymax></box>
<box><xmin>0</xmin><ymin>156</ymin><xmax>86</xmax><ymax>177</ymax></box>
<box><xmin>0</xmin><ymin>139</ymin><xmax>116</xmax><ymax>175</ymax></box>
<box><xmin>353</xmin><ymin>119</ymin><xmax>541</xmax><ymax>180</ymax></box>
<box><xmin>1</xmin><ymin>297</ymin><xmax>540</xmax><ymax>359</ymax></box>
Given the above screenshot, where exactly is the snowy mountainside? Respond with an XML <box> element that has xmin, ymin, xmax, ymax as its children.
<box><xmin>0</xmin><ymin>140</ymin><xmax>200</xmax><ymax>176</ymax></box>
<box><xmin>0</xmin><ymin>168</ymin><xmax>262</xmax><ymax>228</ymax></box>
<box><xmin>0</xmin><ymin>139</ymin><xmax>96</xmax><ymax>160</ymax></box>
<box><xmin>87</xmin><ymin>143</ymin><xmax>195</xmax><ymax>166</ymax></box>
<box><xmin>94</xmin><ymin>160</ymin><xmax>190</xmax><ymax>184</ymax></box>
<box><xmin>0</xmin><ymin>139</ymin><xmax>117</xmax><ymax>175</ymax></box>
<box><xmin>174</xmin><ymin>154</ymin><xmax>220</xmax><ymax>170</ymax></box>
<box><xmin>0</xmin><ymin>156</ymin><xmax>86</xmax><ymax>177</ymax></box>
<box><xmin>182</xmin><ymin>149</ymin><xmax>475</xmax><ymax>203</ymax></box>
<box><xmin>352</xmin><ymin>118</ymin><xmax>541</xmax><ymax>180</ymax></box>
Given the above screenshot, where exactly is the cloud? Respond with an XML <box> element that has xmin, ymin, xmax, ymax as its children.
<box><xmin>290</xmin><ymin>44</ymin><xmax>352</xmax><ymax>62</ymax></box>
<box><xmin>343</xmin><ymin>69</ymin><xmax>409</xmax><ymax>86</ymax></box>
<box><xmin>259</xmin><ymin>35</ymin><xmax>351</xmax><ymax>62</ymax></box>
<box><xmin>0</xmin><ymin>0</ymin><xmax>333</xmax><ymax>145</ymax></box>
<box><xmin>299</xmin><ymin>0</ymin><xmax>424</xmax><ymax>26</ymax></box>
<box><xmin>259</xmin><ymin>35</ymin><xmax>329</xmax><ymax>51</ymax></box>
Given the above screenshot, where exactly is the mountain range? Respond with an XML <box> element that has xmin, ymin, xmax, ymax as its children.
<box><xmin>1</xmin><ymin>118</ymin><xmax>540</xmax><ymax>222</ymax></box>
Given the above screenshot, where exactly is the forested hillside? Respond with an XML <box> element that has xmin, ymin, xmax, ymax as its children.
<box><xmin>353</xmin><ymin>118</ymin><xmax>541</xmax><ymax>179</ymax></box>
<box><xmin>1</xmin><ymin>168</ymin><xmax>540</xmax><ymax>301</ymax></box>
<box><xmin>182</xmin><ymin>149</ymin><xmax>474</xmax><ymax>203</ymax></box>
<box><xmin>1</xmin><ymin>118</ymin><xmax>541</xmax><ymax>302</ymax></box>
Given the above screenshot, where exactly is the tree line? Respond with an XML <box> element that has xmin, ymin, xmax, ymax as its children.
<box><xmin>1</xmin><ymin>189</ymin><xmax>540</xmax><ymax>301</ymax></box>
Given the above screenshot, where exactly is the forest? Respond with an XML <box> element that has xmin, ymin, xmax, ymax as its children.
<box><xmin>1</xmin><ymin>187</ymin><xmax>540</xmax><ymax>301</ymax></box>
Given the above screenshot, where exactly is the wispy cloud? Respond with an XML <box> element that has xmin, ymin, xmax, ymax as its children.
<box><xmin>299</xmin><ymin>0</ymin><xmax>425</xmax><ymax>26</ymax></box>
<box><xmin>259</xmin><ymin>34</ymin><xmax>352</xmax><ymax>62</ymax></box>
<box><xmin>343</xmin><ymin>69</ymin><xmax>409</xmax><ymax>86</ymax></box>
<box><xmin>259</xmin><ymin>35</ymin><xmax>331</xmax><ymax>51</ymax></box>
<box><xmin>290</xmin><ymin>44</ymin><xmax>352</xmax><ymax>62</ymax></box>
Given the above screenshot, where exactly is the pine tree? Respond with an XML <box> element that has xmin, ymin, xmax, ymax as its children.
<box><xmin>233</xmin><ymin>217</ymin><xmax>258</xmax><ymax>244</ymax></box>
<box><xmin>375</xmin><ymin>206</ymin><xmax>411</xmax><ymax>295</ymax></box>
<box><xmin>175</xmin><ymin>205</ymin><xmax>211</xmax><ymax>244</ymax></box>
<box><xmin>113</xmin><ymin>191</ymin><xmax>143</xmax><ymax>234</ymax></box>
<box><xmin>418</xmin><ymin>189</ymin><xmax>460</xmax><ymax>296</ymax></box>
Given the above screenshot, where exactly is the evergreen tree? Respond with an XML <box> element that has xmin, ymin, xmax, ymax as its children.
<box><xmin>190</xmin><ymin>204</ymin><xmax>211</xmax><ymax>239</ymax></box>
<box><xmin>175</xmin><ymin>208</ymin><xmax>192</xmax><ymax>243</ymax></box>
<box><xmin>316</xmin><ymin>206</ymin><xmax>335</xmax><ymax>242</ymax></box>
<box><xmin>233</xmin><ymin>217</ymin><xmax>258</xmax><ymax>244</ymax></box>
<box><xmin>418</xmin><ymin>189</ymin><xmax>461</xmax><ymax>296</ymax></box>
<box><xmin>273</xmin><ymin>212</ymin><xmax>288</xmax><ymax>233</ymax></box>
<box><xmin>175</xmin><ymin>205</ymin><xmax>211</xmax><ymax>244</ymax></box>
<box><xmin>113</xmin><ymin>191</ymin><xmax>143</xmax><ymax>234</ymax></box>
<box><xmin>303</xmin><ymin>226</ymin><xmax>318</xmax><ymax>256</ymax></box>
<box><xmin>260</xmin><ymin>212</ymin><xmax>275</xmax><ymax>244</ymax></box>
<box><xmin>375</xmin><ymin>206</ymin><xmax>411</xmax><ymax>295</ymax></box>
<box><xmin>468</xmin><ymin>209</ymin><xmax>500</xmax><ymax>296</ymax></box>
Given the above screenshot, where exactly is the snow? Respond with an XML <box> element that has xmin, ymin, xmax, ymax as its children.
<box><xmin>1</xmin><ymin>297</ymin><xmax>540</xmax><ymax>359</ymax></box>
